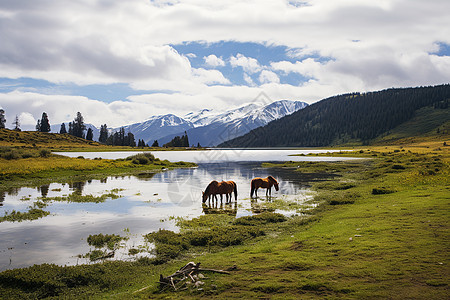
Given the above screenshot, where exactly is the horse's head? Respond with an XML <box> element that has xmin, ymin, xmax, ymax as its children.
<box><xmin>202</xmin><ymin>191</ymin><xmax>208</xmax><ymax>203</ymax></box>
<box><xmin>269</xmin><ymin>176</ymin><xmax>279</xmax><ymax>191</ymax></box>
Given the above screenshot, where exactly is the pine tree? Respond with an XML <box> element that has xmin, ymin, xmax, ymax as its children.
<box><xmin>183</xmin><ymin>131</ymin><xmax>189</xmax><ymax>147</ymax></box>
<box><xmin>60</xmin><ymin>123</ymin><xmax>67</xmax><ymax>134</ymax></box>
<box><xmin>36</xmin><ymin>120</ymin><xmax>41</xmax><ymax>131</ymax></box>
<box><xmin>68</xmin><ymin>122</ymin><xmax>73</xmax><ymax>135</ymax></box>
<box><xmin>99</xmin><ymin>124</ymin><xmax>108</xmax><ymax>143</ymax></box>
<box><xmin>86</xmin><ymin>128</ymin><xmax>94</xmax><ymax>141</ymax></box>
<box><xmin>12</xmin><ymin>115</ymin><xmax>21</xmax><ymax>131</ymax></box>
<box><xmin>39</xmin><ymin>112</ymin><xmax>51</xmax><ymax>132</ymax></box>
<box><xmin>127</xmin><ymin>132</ymin><xmax>136</xmax><ymax>147</ymax></box>
<box><xmin>72</xmin><ymin>112</ymin><xmax>86</xmax><ymax>138</ymax></box>
<box><xmin>0</xmin><ymin>109</ymin><xmax>5</xmax><ymax>129</ymax></box>
<box><xmin>152</xmin><ymin>140</ymin><xmax>159</xmax><ymax>147</ymax></box>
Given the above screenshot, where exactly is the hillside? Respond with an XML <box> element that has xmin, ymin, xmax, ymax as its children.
<box><xmin>372</xmin><ymin>105</ymin><xmax>450</xmax><ymax>145</ymax></box>
<box><xmin>0</xmin><ymin>129</ymin><xmax>102</xmax><ymax>148</ymax></box>
<box><xmin>219</xmin><ymin>84</ymin><xmax>450</xmax><ymax>147</ymax></box>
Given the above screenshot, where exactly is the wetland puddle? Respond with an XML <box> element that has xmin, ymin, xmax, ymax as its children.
<box><xmin>0</xmin><ymin>149</ymin><xmax>356</xmax><ymax>270</ymax></box>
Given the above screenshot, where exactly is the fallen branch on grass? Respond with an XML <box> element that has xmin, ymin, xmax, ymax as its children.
<box><xmin>158</xmin><ymin>261</ymin><xmax>232</xmax><ymax>292</ymax></box>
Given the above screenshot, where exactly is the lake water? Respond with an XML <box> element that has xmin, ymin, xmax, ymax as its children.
<box><xmin>0</xmin><ymin>149</ymin><xmax>356</xmax><ymax>271</ymax></box>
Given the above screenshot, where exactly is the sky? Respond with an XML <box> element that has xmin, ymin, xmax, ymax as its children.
<box><xmin>0</xmin><ymin>0</ymin><xmax>449</xmax><ymax>130</ymax></box>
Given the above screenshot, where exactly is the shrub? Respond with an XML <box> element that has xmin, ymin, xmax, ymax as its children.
<box><xmin>372</xmin><ymin>188</ymin><xmax>394</xmax><ymax>195</ymax></box>
<box><xmin>329</xmin><ymin>199</ymin><xmax>354</xmax><ymax>205</ymax></box>
<box><xmin>87</xmin><ymin>233</ymin><xmax>125</xmax><ymax>250</ymax></box>
<box><xmin>39</xmin><ymin>149</ymin><xmax>52</xmax><ymax>158</ymax></box>
<box><xmin>127</xmin><ymin>152</ymin><xmax>156</xmax><ymax>165</ymax></box>
<box><xmin>3</xmin><ymin>150</ymin><xmax>20</xmax><ymax>160</ymax></box>
<box><xmin>392</xmin><ymin>164</ymin><xmax>406</xmax><ymax>170</ymax></box>
<box><xmin>144</xmin><ymin>229</ymin><xmax>187</xmax><ymax>249</ymax></box>
<box><xmin>233</xmin><ymin>212</ymin><xmax>287</xmax><ymax>226</ymax></box>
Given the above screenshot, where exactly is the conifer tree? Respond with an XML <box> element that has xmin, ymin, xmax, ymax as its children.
<box><xmin>68</xmin><ymin>122</ymin><xmax>73</xmax><ymax>135</ymax></box>
<box><xmin>0</xmin><ymin>109</ymin><xmax>5</xmax><ymax>129</ymax></box>
<box><xmin>99</xmin><ymin>124</ymin><xmax>108</xmax><ymax>143</ymax></box>
<box><xmin>183</xmin><ymin>131</ymin><xmax>189</xmax><ymax>147</ymax></box>
<box><xmin>12</xmin><ymin>115</ymin><xmax>21</xmax><ymax>131</ymax></box>
<box><xmin>60</xmin><ymin>123</ymin><xmax>67</xmax><ymax>134</ymax></box>
<box><xmin>72</xmin><ymin>112</ymin><xmax>86</xmax><ymax>138</ymax></box>
<box><xmin>86</xmin><ymin>128</ymin><xmax>94</xmax><ymax>141</ymax></box>
<box><xmin>39</xmin><ymin>112</ymin><xmax>51</xmax><ymax>132</ymax></box>
<box><xmin>152</xmin><ymin>140</ymin><xmax>159</xmax><ymax>147</ymax></box>
<box><xmin>127</xmin><ymin>132</ymin><xmax>136</xmax><ymax>147</ymax></box>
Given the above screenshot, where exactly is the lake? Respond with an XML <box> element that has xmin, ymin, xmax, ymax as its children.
<box><xmin>0</xmin><ymin>149</ymin><xmax>356</xmax><ymax>271</ymax></box>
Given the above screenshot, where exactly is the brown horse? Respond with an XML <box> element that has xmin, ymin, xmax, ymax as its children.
<box><xmin>202</xmin><ymin>180</ymin><xmax>237</xmax><ymax>203</ymax></box>
<box><xmin>250</xmin><ymin>176</ymin><xmax>279</xmax><ymax>197</ymax></box>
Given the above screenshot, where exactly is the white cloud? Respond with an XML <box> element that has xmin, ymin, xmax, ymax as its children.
<box><xmin>191</xmin><ymin>68</ymin><xmax>230</xmax><ymax>85</ymax></box>
<box><xmin>0</xmin><ymin>0</ymin><xmax>449</xmax><ymax>125</ymax></box>
<box><xmin>243</xmin><ymin>73</ymin><xmax>255</xmax><ymax>86</ymax></box>
<box><xmin>259</xmin><ymin>70</ymin><xmax>280</xmax><ymax>84</ymax></box>
<box><xmin>18</xmin><ymin>112</ymin><xmax>37</xmax><ymax>127</ymax></box>
<box><xmin>271</xmin><ymin>58</ymin><xmax>323</xmax><ymax>78</ymax></box>
<box><xmin>230</xmin><ymin>54</ymin><xmax>262</xmax><ymax>74</ymax></box>
<box><xmin>0</xmin><ymin>91</ymin><xmax>149</xmax><ymax>130</ymax></box>
<box><xmin>204</xmin><ymin>54</ymin><xmax>225</xmax><ymax>67</ymax></box>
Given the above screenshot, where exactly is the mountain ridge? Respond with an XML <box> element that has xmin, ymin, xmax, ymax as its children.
<box><xmin>119</xmin><ymin>100</ymin><xmax>307</xmax><ymax>146</ymax></box>
<box><xmin>156</xmin><ymin>100</ymin><xmax>308</xmax><ymax>146</ymax></box>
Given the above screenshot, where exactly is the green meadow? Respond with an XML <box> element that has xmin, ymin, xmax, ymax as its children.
<box><xmin>0</xmin><ymin>143</ymin><xmax>448</xmax><ymax>299</ymax></box>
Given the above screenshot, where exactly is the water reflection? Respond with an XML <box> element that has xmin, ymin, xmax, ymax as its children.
<box><xmin>1</xmin><ymin>151</ymin><xmax>349</xmax><ymax>271</ymax></box>
<box><xmin>202</xmin><ymin>202</ymin><xmax>237</xmax><ymax>216</ymax></box>
<box><xmin>38</xmin><ymin>185</ymin><xmax>50</xmax><ymax>198</ymax></box>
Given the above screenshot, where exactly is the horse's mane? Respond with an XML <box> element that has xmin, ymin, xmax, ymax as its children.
<box><xmin>268</xmin><ymin>176</ymin><xmax>277</xmax><ymax>183</ymax></box>
<box><xmin>205</xmin><ymin>180</ymin><xmax>218</xmax><ymax>194</ymax></box>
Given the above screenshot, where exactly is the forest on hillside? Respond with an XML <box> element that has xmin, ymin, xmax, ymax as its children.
<box><xmin>219</xmin><ymin>84</ymin><xmax>450</xmax><ymax>147</ymax></box>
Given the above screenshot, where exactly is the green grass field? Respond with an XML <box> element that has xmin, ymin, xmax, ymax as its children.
<box><xmin>0</xmin><ymin>145</ymin><xmax>448</xmax><ymax>299</ymax></box>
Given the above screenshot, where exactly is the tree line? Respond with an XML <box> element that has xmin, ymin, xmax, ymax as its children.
<box><xmin>0</xmin><ymin>109</ymin><xmax>194</xmax><ymax>148</ymax></box>
<box><xmin>0</xmin><ymin>110</ymin><xmax>142</xmax><ymax>147</ymax></box>
<box><xmin>163</xmin><ymin>132</ymin><xmax>190</xmax><ymax>147</ymax></box>
<box><xmin>220</xmin><ymin>84</ymin><xmax>450</xmax><ymax>147</ymax></box>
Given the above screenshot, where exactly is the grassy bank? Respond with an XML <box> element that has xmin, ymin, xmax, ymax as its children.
<box><xmin>0</xmin><ymin>148</ymin><xmax>196</xmax><ymax>187</ymax></box>
<box><xmin>0</xmin><ymin>129</ymin><xmax>207</xmax><ymax>151</ymax></box>
<box><xmin>0</xmin><ymin>146</ymin><xmax>448</xmax><ymax>299</ymax></box>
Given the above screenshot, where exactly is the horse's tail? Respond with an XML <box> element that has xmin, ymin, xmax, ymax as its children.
<box><xmin>250</xmin><ymin>179</ymin><xmax>255</xmax><ymax>197</ymax></box>
<box><xmin>233</xmin><ymin>182</ymin><xmax>238</xmax><ymax>201</ymax></box>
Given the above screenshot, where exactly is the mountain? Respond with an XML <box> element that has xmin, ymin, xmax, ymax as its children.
<box><xmin>218</xmin><ymin>84</ymin><xmax>450</xmax><ymax>148</ymax></box>
<box><xmin>158</xmin><ymin>100</ymin><xmax>308</xmax><ymax>146</ymax></box>
<box><xmin>119</xmin><ymin>114</ymin><xmax>194</xmax><ymax>144</ymax></box>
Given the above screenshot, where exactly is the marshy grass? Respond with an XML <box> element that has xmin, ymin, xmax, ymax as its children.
<box><xmin>0</xmin><ymin>147</ymin><xmax>448</xmax><ymax>299</ymax></box>
<box><xmin>0</xmin><ymin>148</ymin><xmax>196</xmax><ymax>183</ymax></box>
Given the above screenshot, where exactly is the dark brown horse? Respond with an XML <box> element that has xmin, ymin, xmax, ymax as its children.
<box><xmin>202</xmin><ymin>180</ymin><xmax>237</xmax><ymax>203</ymax></box>
<box><xmin>250</xmin><ymin>176</ymin><xmax>279</xmax><ymax>197</ymax></box>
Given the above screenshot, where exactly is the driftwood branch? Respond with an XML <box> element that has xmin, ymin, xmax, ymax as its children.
<box><xmin>158</xmin><ymin>261</ymin><xmax>232</xmax><ymax>292</ymax></box>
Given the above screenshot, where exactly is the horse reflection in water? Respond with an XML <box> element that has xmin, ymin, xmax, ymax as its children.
<box><xmin>202</xmin><ymin>180</ymin><xmax>237</xmax><ymax>204</ymax></box>
<box><xmin>202</xmin><ymin>201</ymin><xmax>237</xmax><ymax>216</ymax></box>
<box><xmin>250</xmin><ymin>198</ymin><xmax>276</xmax><ymax>214</ymax></box>
<box><xmin>250</xmin><ymin>176</ymin><xmax>279</xmax><ymax>198</ymax></box>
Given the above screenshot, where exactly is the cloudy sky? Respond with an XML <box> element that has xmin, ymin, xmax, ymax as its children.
<box><xmin>1</xmin><ymin>0</ymin><xmax>449</xmax><ymax>130</ymax></box>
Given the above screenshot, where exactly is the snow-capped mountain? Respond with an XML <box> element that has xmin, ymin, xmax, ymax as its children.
<box><xmin>157</xmin><ymin>100</ymin><xmax>308</xmax><ymax>146</ymax></box>
<box><xmin>47</xmin><ymin>100</ymin><xmax>307</xmax><ymax>146</ymax></box>
<box><xmin>119</xmin><ymin>114</ymin><xmax>194</xmax><ymax>144</ymax></box>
